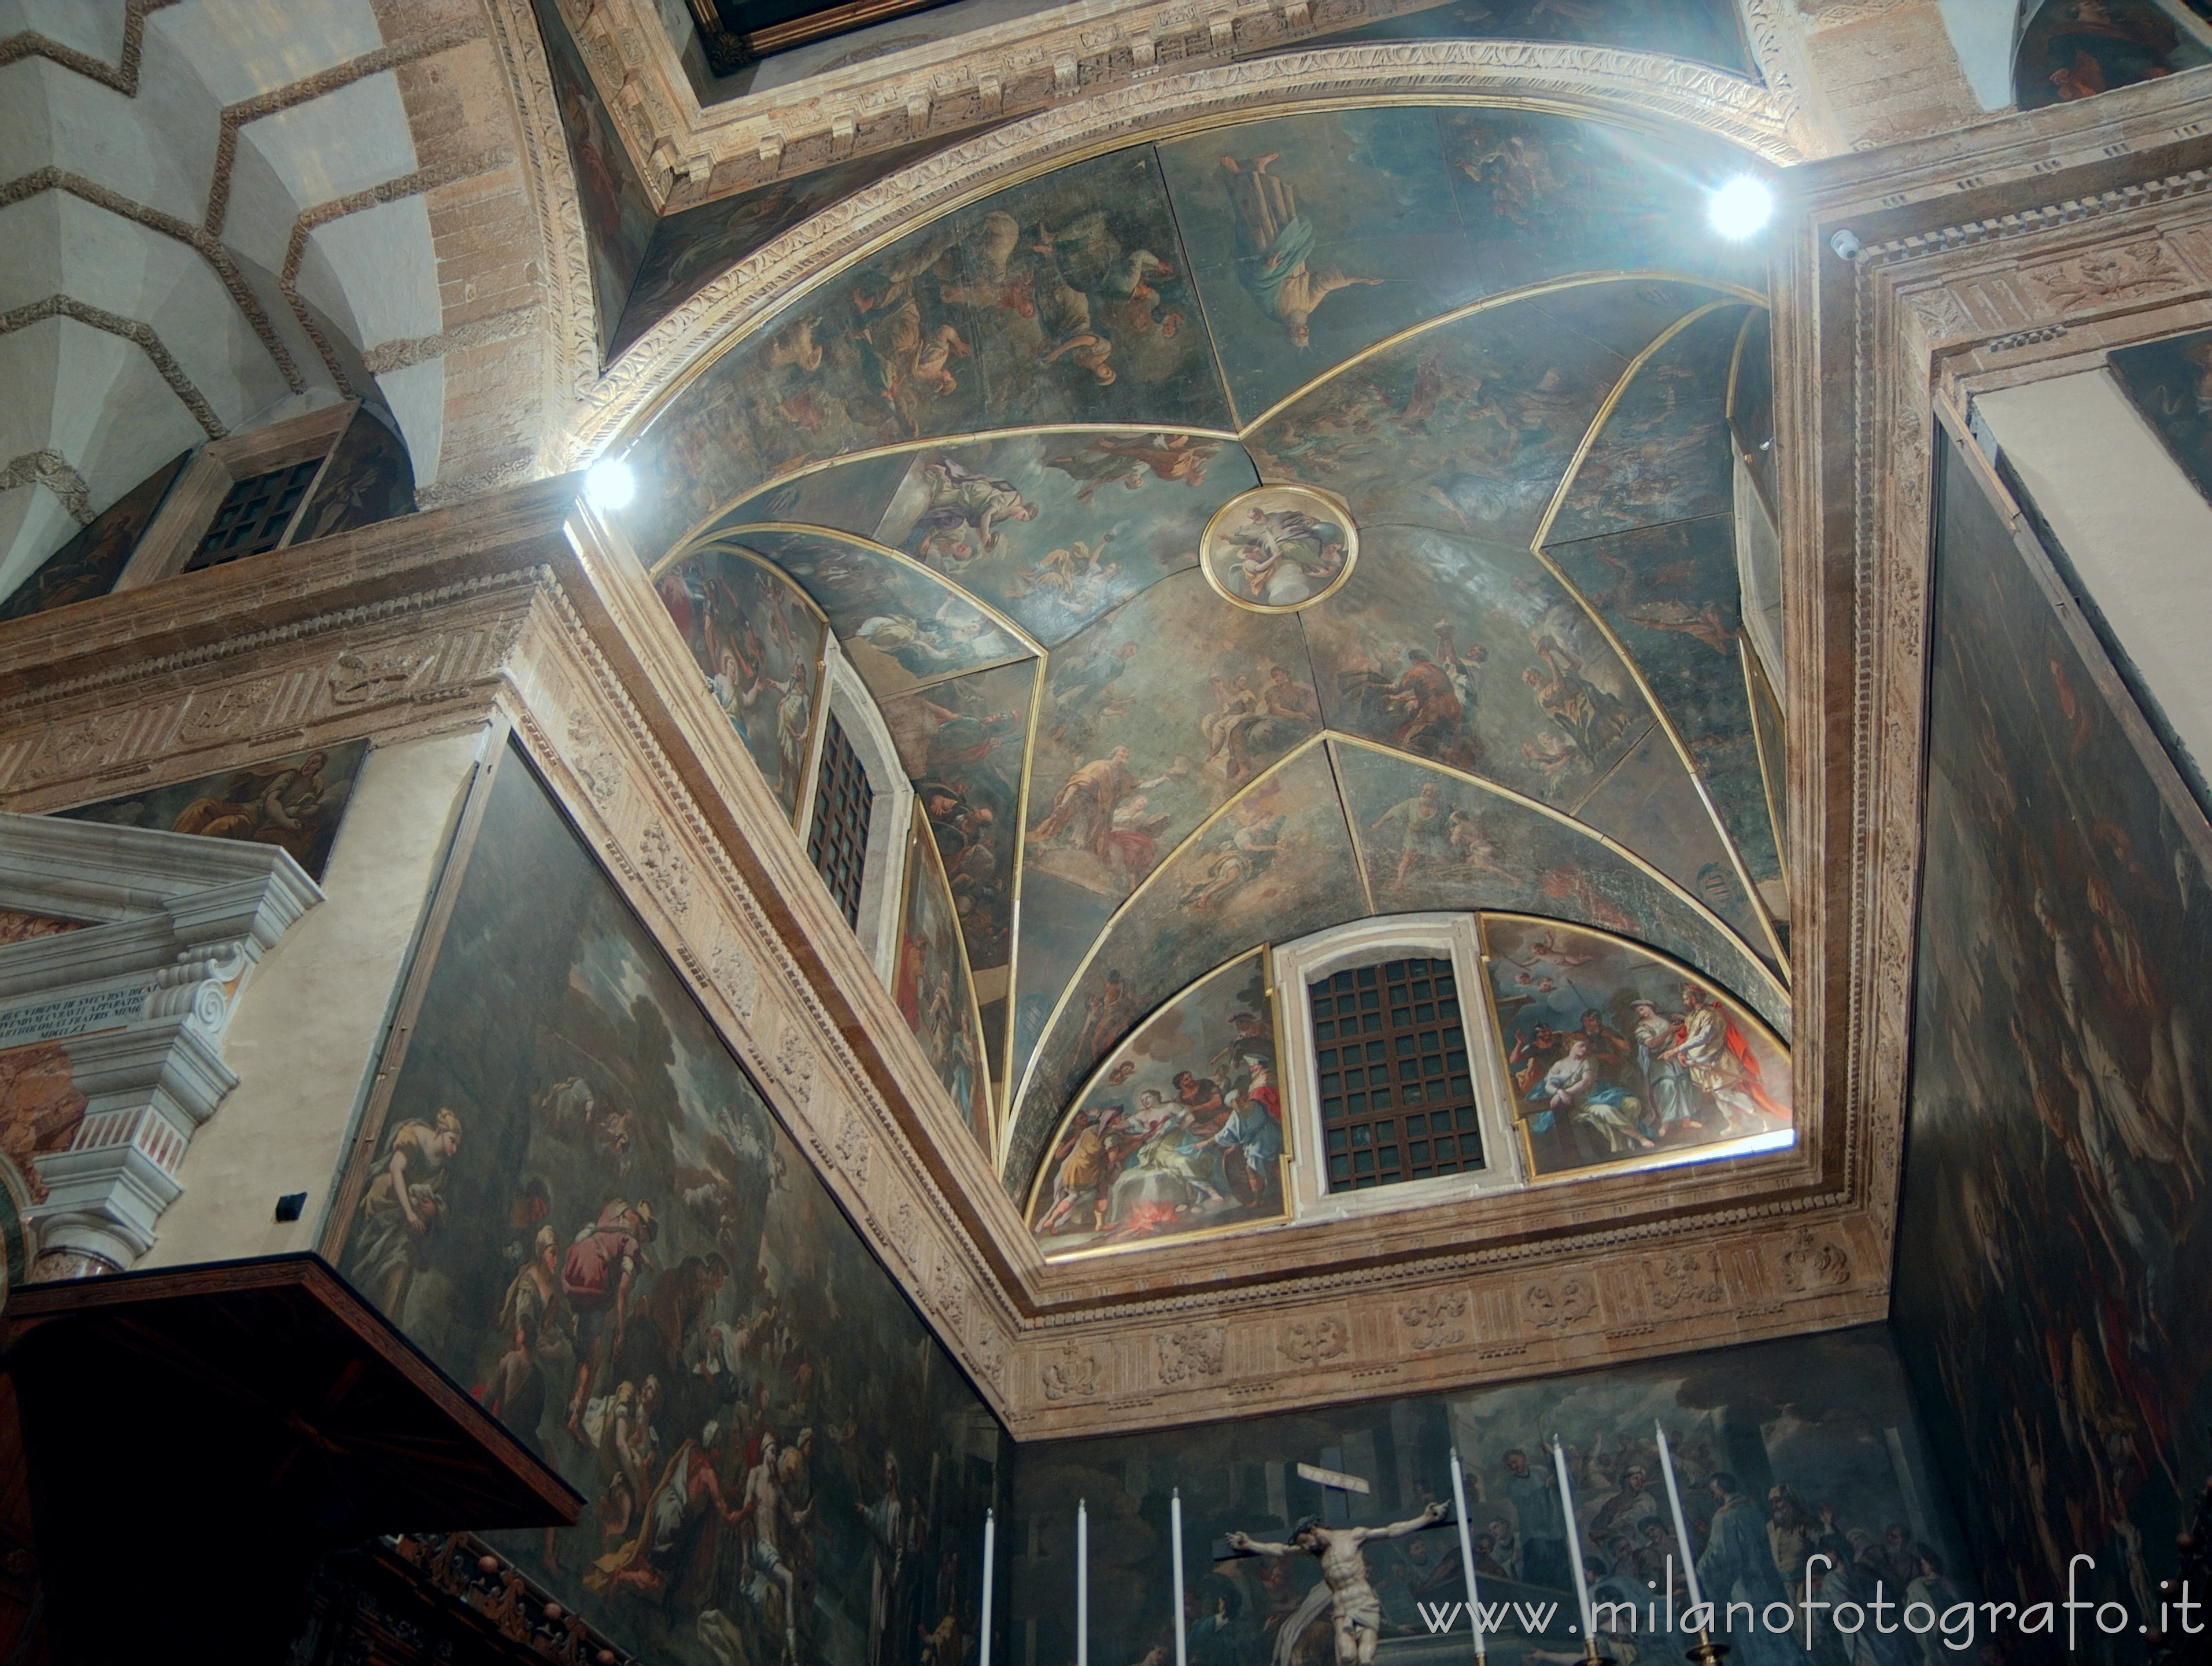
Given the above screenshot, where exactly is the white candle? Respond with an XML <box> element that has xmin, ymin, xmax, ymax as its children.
<box><xmin>1078</xmin><ymin>1499</ymin><xmax>1090</xmax><ymax>1666</ymax></box>
<box><xmin>1552</xmin><ymin>1437</ymin><xmax>1594</xmax><ymax>1643</ymax></box>
<box><xmin>1172</xmin><ymin>1489</ymin><xmax>1189</xmax><ymax>1666</ymax></box>
<box><xmin>1449</xmin><ymin>1448</ymin><xmax>1486</xmax><ymax>1660</ymax></box>
<box><xmin>1655</xmin><ymin>1423</ymin><xmax>1705</xmax><ymax>1616</ymax></box>
<box><xmin>981</xmin><ymin>1510</ymin><xmax>997</xmax><ymax>1666</ymax></box>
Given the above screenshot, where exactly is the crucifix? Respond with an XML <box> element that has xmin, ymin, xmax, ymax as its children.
<box><xmin>1212</xmin><ymin>1462</ymin><xmax>1462</xmax><ymax>1666</ymax></box>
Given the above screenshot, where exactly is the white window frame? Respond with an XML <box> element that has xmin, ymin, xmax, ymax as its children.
<box><xmin>1273</xmin><ymin>913</ymin><xmax>1525</xmax><ymax>1223</ymax></box>
<box><xmin>798</xmin><ymin>640</ymin><xmax>913</xmax><ymax>986</ymax></box>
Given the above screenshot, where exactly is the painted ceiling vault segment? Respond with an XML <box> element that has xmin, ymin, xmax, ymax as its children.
<box><xmin>625</xmin><ymin>95</ymin><xmax>1789</xmax><ymax>1204</ymax></box>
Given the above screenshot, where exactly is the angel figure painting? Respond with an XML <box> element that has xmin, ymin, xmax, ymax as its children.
<box><xmin>1026</xmin><ymin>950</ymin><xmax>1287</xmax><ymax>1256</ymax></box>
<box><xmin>1201</xmin><ymin>486</ymin><xmax>1358</xmax><ymax>612</ymax></box>
<box><xmin>1480</xmin><ymin>914</ymin><xmax>1792</xmax><ymax>1178</ymax></box>
<box><xmin>57</xmin><ymin>739</ymin><xmax>369</xmax><ymax>881</ymax></box>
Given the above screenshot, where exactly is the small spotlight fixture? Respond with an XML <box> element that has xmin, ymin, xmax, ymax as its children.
<box><xmin>584</xmin><ymin>456</ymin><xmax>637</xmax><ymax>511</ymax></box>
<box><xmin>1708</xmin><ymin>176</ymin><xmax>1775</xmax><ymax>241</ymax></box>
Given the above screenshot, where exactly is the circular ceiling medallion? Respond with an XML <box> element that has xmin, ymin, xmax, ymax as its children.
<box><xmin>1199</xmin><ymin>484</ymin><xmax>1358</xmax><ymax>613</ymax></box>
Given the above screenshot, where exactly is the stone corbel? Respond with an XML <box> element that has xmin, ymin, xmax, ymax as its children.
<box><xmin>0</xmin><ymin>812</ymin><xmax>320</xmax><ymax>1278</ymax></box>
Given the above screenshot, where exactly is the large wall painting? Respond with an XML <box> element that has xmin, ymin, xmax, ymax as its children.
<box><xmin>2109</xmin><ymin>323</ymin><xmax>2212</xmax><ymax>508</ymax></box>
<box><xmin>655</xmin><ymin>542</ymin><xmax>829</xmax><ymax>824</ymax></box>
<box><xmin>1010</xmin><ymin>1327</ymin><xmax>1970</xmax><ymax>1666</ymax></box>
<box><xmin>332</xmin><ymin>743</ymin><xmax>1003</xmax><ymax>1666</ymax></box>
<box><xmin>1024</xmin><ymin>948</ymin><xmax>1285</xmax><ymax>1258</ymax></box>
<box><xmin>895</xmin><ymin>800</ymin><xmax>996</xmax><ymax>1151</ymax></box>
<box><xmin>1893</xmin><ymin>433</ymin><xmax>2212</xmax><ymax>1630</ymax></box>
<box><xmin>1479</xmin><ymin>913</ymin><xmax>1790</xmax><ymax>1178</ymax></box>
<box><xmin>53</xmin><ymin>740</ymin><xmax>368</xmax><ymax>882</ymax></box>
<box><xmin>532</xmin><ymin>0</ymin><xmax>655</xmax><ymax>360</ymax></box>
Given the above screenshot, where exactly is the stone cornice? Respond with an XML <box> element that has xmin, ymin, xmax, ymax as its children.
<box><xmin>556</xmin><ymin>0</ymin><xmax>1813</xmax><ymax>221</ymax></box>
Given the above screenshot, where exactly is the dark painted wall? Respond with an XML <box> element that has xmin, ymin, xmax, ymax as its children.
<box><xmin>336</xmin><ymin>742</ymin><xmax>1006</xmax><ymax>1666</ymax></box>
<box><xmin>1894</xmin><ymin>432</ymin><xmax>2212</xmax><ymax>1660</ymax></box>
<box><xmin>1012</xmin><ymin>1327</ymin><xmax>1967</xmax><ymax>1666</ymax></box>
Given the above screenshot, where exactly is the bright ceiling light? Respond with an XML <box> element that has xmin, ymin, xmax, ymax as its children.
<box><xmin>1708</xmin><ymin>175</ymin><xmax>1775</xmax><ymax>241</ymax></box>
<box><xmin>584</xmin><ymin>457</ymin><xmax>636</xmax><ymax>511</ymax></box>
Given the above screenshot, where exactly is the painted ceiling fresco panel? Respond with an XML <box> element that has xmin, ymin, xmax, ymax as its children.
<box><xmin>1009</xmin><ymin>868</ymin><xmax>1119</xmax><ymax>1106</ymax></box>
<box><xmin>1571</xmin><ymin>721</ymin><xmax>1773</xmax><ymax>963</ymax></box>
<box><xmin>874</xmin><ymin>433</ymin><xmax>1255</xmax><ymax>646</ymax></box>
<box><xmin>1301</xmin><ymin>523</ymin><xmax>1656</xmax><ymax>809</ymax></box>
<box><xmin>1331</xmin><ymin>741</ymin><xmax>1785</xmax><ymax>1033</ymax></box>
<box><xmin>1242</xmin><ymin>286</ymin><xmax>1633</xmax><ymax>545</ymax></box>
<box><xmin>1481</xmin><ymin>914</ymin><xmax>1790</xmax><ymax>1179</ymax></box>
<box><xmin>1442</xmin><ymin>110</ymin><xmax>1764</xmax><ymax>300</ymax></box>
<box><xmin>727</xmin><ymin>526</ymin><xmax>1030</xmax><ymax>698</ymax></box>
<box><xmin>1547</xmin><ymin>515</ymin><xmax>1781</xmax><ymax>887</ymax></box>
<box><xmin>534</xmin><ymin>0</ymin><xmax>653</xmax><ymax>362</ymax></box>
<box><xmin>712</xmin><ymin>451</ymin><xmax>919</xmax><ymax>541</ymax></box>
<box><xmin>624</xmin><ymin>143</ymin><xmax>1231</xmax><ymax>565</ymax></box>
<box><xmin>1546</xmin><ymin>303</ymin><xmax>1749</xmax><ymax>547</ymax></box>
<box><xmin>896</xmin><ymin>800</ymin><xmax>995</xmax><ymax>1151</ymax></box>
<box><xmin>612</xmin><ymin>134</ymin><xmax>958</xmax><ymax>358</ymax></box>
<box><xmin>882</xmin><ymin>658</ymin><xmax>1037</xmax><ymax>1079</ymax></box>
<box><xmin>1526</xmin><ymin>277</ymin><xmax>1744</xmax><ymax>362</ymax></box>
<box><xmin>1024</xmin><ymin>566</ymin><xmax>1323</xmax><ymax>909</ymax></box>
<box><xmin>2108</xmin><ymin>325</ymin><xmax>2212</xmax><ymax>508</ymax></box>
<box><xmin>1025</xmin><ymin>946</ymin><xmax>1287</xmax><ymax>1258</ymax></box>
<box><xmin>653</xmin><ymin>545</ymin><xmax>829</xmax><ymax>822</ymax></box>
<box><xmin>1157</xmin><ymin>108</ymin><xmax>1497</xmax><ymax>427</ymax></box>
<box><xmin>1295</xmin><ymin>0</ymin><xmax>1756</xmax><ymax>77</ymax></box>
<box><xmin>1008</xmin><ymin>742</ymin><xmax>1361</xmax><ymax>1188</ymax></box>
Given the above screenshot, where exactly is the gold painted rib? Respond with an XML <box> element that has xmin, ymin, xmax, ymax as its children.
<box><xmin>1523</xmin><ymin>297</ymin><xmax>1791</xmax><ymax>977</ymax></box>
<box><xmin>1234</xmin><ymin>270</ymin><xmax>1765</xmax><ymax>439</ymax></box>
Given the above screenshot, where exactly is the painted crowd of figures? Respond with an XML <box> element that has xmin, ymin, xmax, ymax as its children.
<box><xmin>339</xmin><ymin>751</ymin><xmax>996</xmax><ymax>1666</ymax></box>
<box><xmin>1030</xmin><ymin>953</ymin><xmax>1286</xmax><ymax>1251</ymax></box>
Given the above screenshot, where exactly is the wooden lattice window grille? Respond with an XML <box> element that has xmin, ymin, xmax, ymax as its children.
<box><xmin>808</xmin><ymin>715</ymin><xmax>873</xmax><ymax>928</ymax></box>
<box><xmin>187</xmin><ymin>459</ymin><xmax>326</xmax><ymax>569</ymax></box>
<box><xmin>1310</xmin><ymin>956</ymin><xmax>1480</xmax><ymax>1192</ymax></box>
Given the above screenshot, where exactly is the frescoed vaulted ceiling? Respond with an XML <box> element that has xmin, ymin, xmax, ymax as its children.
<box><xmin>616</xmin><ymin>96</ymin><xmax>1790</xmax><ymax>1202</ymax></box>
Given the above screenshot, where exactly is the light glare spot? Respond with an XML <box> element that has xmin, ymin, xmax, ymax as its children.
<box><xmin>584</xmin><ymin>458</ymin><xmax>636</xmax><ymax>511</ymax></box>
<box><xmin>1708</xmin><ymin>176</ymin><xmax>1775</xmax><ymax>240</ymax></box>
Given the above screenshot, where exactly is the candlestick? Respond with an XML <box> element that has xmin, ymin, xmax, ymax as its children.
<box><xmin>1448</xmin><ymin>1449</ymin><xmax>1487</xmax><ymax>1665</ymax></box>
<box><xmin>1551</xmin><ymin>1437</ymin><xmax>1596</xmax><ymax>1649</ymax></box>
<box><xmin>1078</xmin><ymin>1499</ymin><xmax>1090</xmax><ymax>1666</ymax></box>
<box><xmin>981</xmin><ymin>1510</ymin><xmax>997</xmax><ymax>1666</ymax></box>
<box><xmin>1654</xmin><ymin>1424</ymin><xmax>1704</xmax><ymax>1613</ymax></box>
<box><xmin>1655</xmin><ymin>1425</ymin><xmax>1727</xmax><ymax>1665</ymax></box>
<box><xmin>1172</xmin><ymin>1489</ymin><xmax>1189</xmax><ymax>1666</ymax></box>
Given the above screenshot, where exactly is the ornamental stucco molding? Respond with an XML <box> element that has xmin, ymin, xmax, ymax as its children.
<box><xmin>0</xmin><ymin>813</ymin><xmax>321</xmax><ymax>1277</ymax></box>
<box><xmin>557</xmin><ymin>42</ymin><xmax>1797</xmax><ymax>466</ymax></box>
